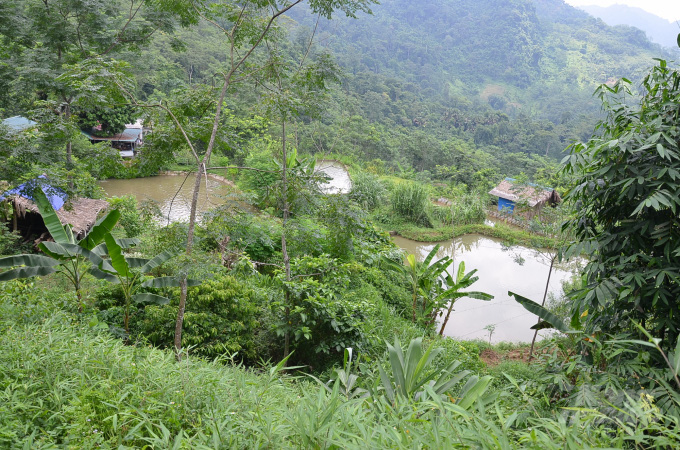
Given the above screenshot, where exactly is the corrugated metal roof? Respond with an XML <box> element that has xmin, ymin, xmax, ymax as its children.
<box><xmin>81</xmin><ymin>127</ymin><xmax>142</xmax><ymax>142</ymax></box>
<box><xmin>488</xmin><ymin>177</ymin><xmax>558</xmax><ymax>208</ymax></box>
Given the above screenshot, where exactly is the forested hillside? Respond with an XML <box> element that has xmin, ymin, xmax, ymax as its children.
<box><xmin>112</xmin><ymin>0</ymin><xmax>675</xmax><ymax>186</ymax></box>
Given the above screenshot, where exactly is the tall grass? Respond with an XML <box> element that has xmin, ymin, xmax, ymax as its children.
<box><xmin>430</xmin><ymin>192</ymin><xmax>487</xmax><ymax>226</ymax></box>
<box><xmin>391</xmin><ymin>181</ymin><xmax>431</xmax><ymax>226</ymax></box>
<box><xmin>2</xmin><ymin>282</ymin><xmax>679</xmax><ymax>448</ymax></box>
<box><xmin>349</xmin><ymin>171</ymin><xmax>386</xmax><ymax>210</ymax></box>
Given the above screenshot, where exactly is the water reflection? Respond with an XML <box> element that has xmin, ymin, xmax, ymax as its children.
<box><xmin>392</xmin><ymin>234</ymin><xmax>582</xmax><ymax>343</ymax></box>
<box><xmin>99</xmin><ymin>174</ymin><xmax>236</xmax><ymax>223</ymax></box>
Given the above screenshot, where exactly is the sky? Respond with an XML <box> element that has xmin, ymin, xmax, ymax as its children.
<box><xmin>564</xmin><ymin>0</ymin><xmax>680</xmax><ymax>22</ymax></box>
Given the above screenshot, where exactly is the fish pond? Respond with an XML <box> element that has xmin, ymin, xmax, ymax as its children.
<box><xmin>392</xmin><ymin>234</ymin><xmax>580</xmax><ymax>343</ymax></box>
<box><xmin>99</xmin><ymin>173</ymin><xmax>236</xmax><ymax>223</ymax></box>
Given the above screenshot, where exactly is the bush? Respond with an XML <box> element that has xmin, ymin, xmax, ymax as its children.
<box><xmin>141</xmin><ymin>275</ymin><xmax>262</xmax><ymax>362</ymax></box>
<box><xmin>108</xmin><ymin>195</ymin><xmax>144</xmax><ymax>238</ymax></box>
<box><xmin>391</xmin><ymin>181</ymin><xmax>431</xmax><ymax>226</ymax></box>
<box><xmin>349</xmin><ymin>171</ymin><xmax>386</xmax><ymax>210</ymax></box>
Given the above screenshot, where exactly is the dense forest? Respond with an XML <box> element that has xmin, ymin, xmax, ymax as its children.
<box><xmin>1</xmin><ymin>0</ymin><xmax>680</xmax><ymax>447</ymax></box>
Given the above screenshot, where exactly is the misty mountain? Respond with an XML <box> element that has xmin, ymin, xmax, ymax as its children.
<box><xmin>578</xmin><ymin>4</ymin><xmax>679</xmax><ymax>49</ymax></box>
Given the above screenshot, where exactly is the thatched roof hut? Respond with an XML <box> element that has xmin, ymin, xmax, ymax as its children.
<box><xmin>9</xmin><ymin>196</ymin><xmax>109</xmax><ymax>239</ymax></box>
<box><xmin>489</xmin><ymin>178</ymin><xmax>561</xmax><ymax>214</ymax></box>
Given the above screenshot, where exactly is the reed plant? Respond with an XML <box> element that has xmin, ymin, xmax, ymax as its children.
<box><xmin>391</xmin><ymin>181</ymin><xmax>431</xmax><ymax>227</ymax></box>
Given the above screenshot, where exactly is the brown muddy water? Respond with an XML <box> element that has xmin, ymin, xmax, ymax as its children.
<box><xmin>99</xmin><ymin>174</ymin><xmax>236</xmax><ymax>223</ymax></box>
<box><xmin>392</xmin><ymin>234</ymin><xmax>581</xmax><ymax>343</ymax></box>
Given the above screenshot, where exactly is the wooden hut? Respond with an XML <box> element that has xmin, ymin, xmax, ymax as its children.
<box><xmin>488</xmin><ymin>178</ymin><xmax>561</xmax><ymax>218</ymax></box>
<box><xmin>2</xmin><ymin>181</ymin><xmax>109</xmax><ymax>240</ymax></box>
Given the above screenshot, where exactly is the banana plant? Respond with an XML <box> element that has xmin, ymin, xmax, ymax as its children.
<box><xmin>90</xmin><ymin>233</ymin><xmax>199</xmax><ymax>334</ymax></box>
<box><xmin>378</xmin><ymin>337</ymin><xmax>492</xmax><ymax>407</ymax></box>
<box><xmin>0</xmin><ymin>188</ymin><xmax>123</xmax><ymax>311</ymax></box>
<box><xmin>382</xmin><ymin>244</ymin><xmax>455</xmax><ymax>323</ymax></box>
<box><xmin>437</xmin><ymin>261</ymin><xmax>493</xmax><ymax>335</ymax></box>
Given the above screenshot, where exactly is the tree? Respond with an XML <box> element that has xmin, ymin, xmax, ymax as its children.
<box><xmin>563</xmin><ymin>60</ymin><xmax>680</xmax><ymax>350</ymax></box>
<box><xmin>111</xmin><ymin>0</ymin><xmax>376</xmax><ymax>359</ymax></box>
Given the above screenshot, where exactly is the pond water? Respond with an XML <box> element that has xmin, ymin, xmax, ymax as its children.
<box><xmin>392</xmin><ymin>234</ymin><xmax>581</xmax><ymax>343</ymax></box>
<box><xmin>316</xmin><ymin>160</ymin><xmax>351</xmax><ymax>194</ymax></box>
<box><xmin>99</xmin><ymin>174</ymin><xmax>236</xmax><ymax>223</ymax></box>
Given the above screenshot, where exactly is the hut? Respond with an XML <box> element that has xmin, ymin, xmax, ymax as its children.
<box><xmin>488</xmin><ymin>177</ymin><xmax>561</xmax><ymax>217</ymax></box>
<box><xmin>1</xmin><ymin>179</ymin><xmax>109</xmax><ymax>240</ymax></box>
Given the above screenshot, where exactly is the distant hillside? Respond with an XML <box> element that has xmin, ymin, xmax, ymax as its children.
<box><xmin>579</xmin><ymin>4</ymin><xmax>680</xmax><ymax>49</ymax></box>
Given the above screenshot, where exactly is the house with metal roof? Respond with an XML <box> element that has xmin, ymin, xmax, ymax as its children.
<box><xmin>489</xmin><ymin>177</ymin><xmax>561</xmax><ymax>216</ymax></box>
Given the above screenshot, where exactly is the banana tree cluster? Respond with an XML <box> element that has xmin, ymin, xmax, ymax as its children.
<box><xmin>382</xmin><ymin>244</ymin><xmax>492</xmax><ymax>327</ymax></box>
<box><xmin>0</xmin><ymin>188</ymin><xmax>197</xmax><ymax>333</ymax></box>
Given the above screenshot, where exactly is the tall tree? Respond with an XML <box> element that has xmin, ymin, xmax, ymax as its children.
<box><xmin>563</xmin><ymin>60</ymin><xmax>680</xmax><ymax>351</ymax></box>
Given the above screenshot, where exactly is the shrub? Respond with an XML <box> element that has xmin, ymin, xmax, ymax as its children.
<box><xmin>391</xmin><ymin>181</ymin><xmax>431</xmax><ymax>226</ymax></box>
<box><xmin>141</xmin><ymin>275</ymin><xmax>262</xmax><ymax>362</ymax></box>
<box><xmin>349</xmin><ymin>171</ymin><xmax>386</xmax><ymax>211</ymax></box>
<box><xmin>108</xmin><ymin>195</ymin><xmax>144</xmax><ymax>238</ymax></box>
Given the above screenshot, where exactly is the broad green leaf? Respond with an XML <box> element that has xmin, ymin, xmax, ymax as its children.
<box><xmin>40</xmin><ymin>242</ymin><xmax>103</xmax><ymax>267</ymax></box>
<box><xmin>126</xmin><ymin>258</ymin><xmax>150</xmax><ymax>269</ymax></box>
<box><xmin>456</xmin><ymin>375</ymin><xmax>492</xmax><ymax>410</ymax></box>
<box><xmin>104</xmin><ymin>233</ymin><xmax>131</xmax><ymax>277</ymax></box>
<box><xmin>508</xmin><ymin>291</ymin><xmax>570</xmax><ymax>334</ymax></box>
<box><xmin>33</xmin><ymin>188</ymin><xmax>70</xmax><ymax>244</ymax></box>
<box><xmin>140</xmin><ymin>249</ymin><xmax>177</xmax><ymax>273</ymax></box>
<box><xmin>0</xmin><ymin>265</ymin><xmax>57</xmax><ymax>281</ymax></box>
<box><xmin>80</xmin><ymin>209</ymin><xmax>121</xmax><ymax>250</ymax></box>
<box><xmin>0</xmin><ymin>254</ymin><xmax>59</xmax><ymax>268</ymax></box>
<box><xmin>132</xmin><ymin>293</ymin><xmax>171</xmax><ymax>305</ymax></box>
<box><xmin>89</xmin><ymin>267</ymin><xmax>119</xmax><ymax>283</ymax></box>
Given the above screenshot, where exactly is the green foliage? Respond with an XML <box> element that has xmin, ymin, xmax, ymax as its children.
<box><xmin>142</xmin><ymin>275</ymin><xmax>261</xmax><ymax>362</ymax></box>
<box><xmin>349</xmin><ymin>171</ymin><xmax>386</xmax><ymax>210</ymax></box>
<box><xmin>107</xmin><ymin>195</ymin><xmax>144</xmax><ymax>238</ymax></box>
<box><xmin>390</xmin><ymin>181</ymin><xmax>431</xmax><ymax>226</ymax></box>
<box><xmin>0</xmin><ymin>189</ymin><xmax>120</xmax><ymax>309</ymax></box>
<box><xmin>76</xmin><ymin>105</ymin><xmax>137</xmax><ymax>136</ymax></box>
<box><xmin>563</xmin><ymin>60</ymin><xmax>680</xmax><ymax>351</ymax></box>
<box><xmin>377</xmin><ymin>337</ymin><xmax>492</xmax><ymax>406</ymax></box>
<box><xmin>274</xmin><ymin>254</ymin><xmax>372</xmax><ymax>360</ymax></box>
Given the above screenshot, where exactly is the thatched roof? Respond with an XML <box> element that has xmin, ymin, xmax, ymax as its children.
<box><xmin>488</xmin><ymin>178</ymin><xmax>561</xmax><ymax>208</ymax></box>
<box><xmin>9</xmin><ymin>196</ymin><xmax>109</xmax><ymax>238</ymax></box>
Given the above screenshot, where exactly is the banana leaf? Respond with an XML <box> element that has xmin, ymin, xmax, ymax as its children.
<box><xmin>133</xmin><ymin>293</ymin><xmax>170</xmax><ymax>305</ymax></box>
<box><xmin>40</xmin><ymin>242</ymin><xmax>103</xmax><ymax>266</ymax></box>
<box><xmin>0</xmin><ymin>254</ymin><xmax>59</xmax><ymax>268</ymax></box>
<box><xmin>508</xmin><ymin>291</ymin><xmax>570</xmax><ymax>334</ymax></box>
<box><xmin>125</xmin><ymin>257</ymin><xmax>150</xmax><ymax>269</ymax></box>
<box><xmin>92</xmin><ymin>237</ymin><xmax>141</xmax><ymax>257</ymax></box>
<box><xmin>33</xmin><ymin>188</ymin><xmax>70</xmax><ymax>244</ymax></box>
<box><xmin>0</xmin><ymin>265</ymin><xmax>57</xmax><ymax>281</ymax></box>
<box><xmin>80</xmin><ymin>209</ymin><xmax>121</xmax><ymax>250</ymax></box>
<box><xmin>89</xmin><ymin>267</ymin><xmax>119</xmax><ymax>283</ymax></box>
<box><xmin>104</xmin><ymin>233</ymin><xmax>131</xmax><ymax>277</ymax></box>
<box><xmin>140</xmin><ymin>249</ymin><xmax>177</xmax><ymax>273</ymax></box>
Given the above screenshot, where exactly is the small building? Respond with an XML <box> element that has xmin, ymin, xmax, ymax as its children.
<box><xmin>81</xmin><ymin>126</ymin><xmax>144</xmax><ymax>158</ymax></box>
<box><xmin>1</xmin><ymin>178</ymin><xmax>109</xmax><ymax>240</ymax></box>
<box><xmin>488</xmin><ymin>177</ymin><xmax>561</xmax><ymax>217</ymax></box>
<box><xmin>2</xmin><ymin>116</ymin><xmax>37</xmax><ymax>133</ymax></box>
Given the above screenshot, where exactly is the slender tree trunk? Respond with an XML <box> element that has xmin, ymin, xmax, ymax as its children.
<box><xmin>529</xmin><ymin>255</ymin><xmax>555</xmax><ymax>361</ymax></box>
<box><xmin>281</xmin><ymin>120</ymin><xmax>292</xmax><ymax>361</ymax></box>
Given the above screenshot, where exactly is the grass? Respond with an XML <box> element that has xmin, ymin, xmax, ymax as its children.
<box><xmin>382</xmin><ymin>221</ymin><xmax>558</xmax><ymax>248</ymax></box>
<box><xmin>2</xmin><ymin>280</ymin><xmax>679</xmax><ymax>448</ymax></box>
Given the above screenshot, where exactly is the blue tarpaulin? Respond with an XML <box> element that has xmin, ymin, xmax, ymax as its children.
<box><xmin>0</xmin><ymin>176</ymin><xmax>66</xmax><ymax>211</ymax></box>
